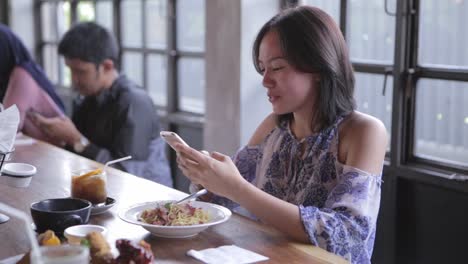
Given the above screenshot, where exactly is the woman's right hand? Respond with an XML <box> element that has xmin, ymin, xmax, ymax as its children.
<box><xmin>175</xmin><ymin>144</ymin><xmax>248</xmax><ymax>201</ymax></box>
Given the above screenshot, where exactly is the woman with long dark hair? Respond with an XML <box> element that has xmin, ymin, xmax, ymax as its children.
<box><xmin>176</xmin><ymin>6</ymin><xmax>387</xmax><ymax>264</ymax></box>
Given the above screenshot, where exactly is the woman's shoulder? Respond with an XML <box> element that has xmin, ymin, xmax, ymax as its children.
<box><xmin>338</xmin><ymin>111</ymin><xmax>388</xmax><ymax>174</ymax></box>
<box><xmin>340</xmin><ymin>111</ymin><xmax>387</xmax><ymax>137</ymax></box>
<box><xmin>247</xmin><ymin>113</ymin><xmax>278</xmax><ymax>146</ymax></box>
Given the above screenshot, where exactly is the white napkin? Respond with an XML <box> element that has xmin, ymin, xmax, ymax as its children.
<box><xmin>0</xmin><ymin>105</ymin><xmax>20</xmax><ymax>154</ymax></box>
<box><xmin>186</xmin><ymin>245</ymin><xmax>269</xmax><ymax>264</ymax></box>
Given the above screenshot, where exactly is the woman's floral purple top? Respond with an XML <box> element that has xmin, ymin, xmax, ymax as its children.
<box><xmin>209</xmin><ymin>117</ymin><xmax>382</xmax><ymax>264</ymax></box>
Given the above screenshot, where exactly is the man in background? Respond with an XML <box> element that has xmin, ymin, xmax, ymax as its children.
<box><xmin>31</xmin><ymin>22</ymin><xmax>172</xmax><ymax>187</ymax></box>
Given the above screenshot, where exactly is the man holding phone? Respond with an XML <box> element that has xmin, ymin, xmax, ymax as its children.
<box><xmin>30</xmin><ymin>22</ymin><xmax>172</xmax><ymax>187</ymax></box>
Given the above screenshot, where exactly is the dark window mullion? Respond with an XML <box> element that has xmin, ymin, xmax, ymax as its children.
<box><xmin>70</xmin><ymin>0</ymin><xmax>78</xmax><ymax>25</ymax></box>
<box><xmin>411</xmin><ymin>156</ymin><xmax>468</xmax><ymax>174</ymax></box>
<box><xmin>340</xmin><ymin>0</ymin><xmax>347</xmax><ymax>38</ymax></box>
<box><xmin>353</xmin><ymin>63</ymin><xmax>393</xmax><ymax>75</ymax></box>
<box><xmin>34</xmin><ymin>0</ymin><xmax>44</xmax><ymax>65</ymax></box>
<box><xmin>177</xmin><ymin>50</ymin><xmax>204</xmax><ymax>58</ymax></box>
<box><xmin>92</xmin><ymin>0</ymin><xmax>97</xmax><ymax>22</ymax></box>
<box><xmin>416</xmin><ymin>67</ymin><xmax>468</xmax><ymax>82</ymax></box>
<box><xmin>56</xmin><ymin>1</ymin><xmax>64</xmax><ymax>85</ymax></box>
<box><xmin>389</xmin><ymin>0</ymin><xmax>411</xmax><ymax>167</ymax></box>
<box><xmin>405</xmin><ymin>0</ymin><xmax>420</xmax><ymax>165</ymax></box>
<box><xmin>113</xmin><ymin>0</ymin><xmax>121</xmax><ymax>70</ymax></box>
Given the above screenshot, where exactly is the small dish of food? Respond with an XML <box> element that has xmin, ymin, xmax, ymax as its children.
<box><xmin>64</xmin><ymin>224</ymin><xmax>107</xmax><ymax>245</ymax></box>
<box><xmin>119</xmin><ymin>200</ymin><xmax>231</xmax><ymax>238</ymax></box>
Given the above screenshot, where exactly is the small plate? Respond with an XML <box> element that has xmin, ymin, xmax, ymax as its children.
<box><xmin>91</xmin><ymin>197</ymin><xmax>116</xmax><ymax>215</ymax></box>
<box><xmin>1</xmin><ymin>163</ymin><xmax>36</xmax><ymax>176</ymax></box>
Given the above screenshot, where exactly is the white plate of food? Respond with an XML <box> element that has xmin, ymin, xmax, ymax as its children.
<box><xmin>119</xmin><ymin>200</ymin><xmax>231</xmax><ymax>238</ymax></box>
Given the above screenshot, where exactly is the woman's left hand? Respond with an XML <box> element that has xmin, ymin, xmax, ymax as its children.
<box><xmin>175</xmin><ymin>144</ymin><xmax>247</xmax><ymax>200</ymax></box>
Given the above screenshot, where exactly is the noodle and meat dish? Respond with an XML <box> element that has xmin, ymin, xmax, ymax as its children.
<box><xmin>138</xmin><ymin>202</ymin><xmax>210</xmax><ymax>226</ymax></box>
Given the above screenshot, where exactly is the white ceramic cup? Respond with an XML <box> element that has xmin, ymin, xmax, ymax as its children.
<box><xmin>0</xmin><ymin>163</ymin><xmax>36</xmax><ymax>188</ymax></box>
<box><xmin>64</xmin><ymin>224</ymin><xmax>107</xmax><ymax>245</ymax></box>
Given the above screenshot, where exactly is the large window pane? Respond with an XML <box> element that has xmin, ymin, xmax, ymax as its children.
<box><xmin>147</xmin><ymin>54</ymin><xmax>167</xmax><ymax>106</ymax></box>
<box><xmin>414</xmin><ymin>79</ymin><xmax>468</xmax><ymax>166</ymax></box>
<box><xmin>176</xmin><ymin>0</ymin><xmax>205</xmax><ymax>51</ymax></box>
<box><xmin>77</xmin><ymin>1</ymin><xmax>95</xmax><ymax>22</ymax></box>
<box><xmin>60</xmin><ymin>57</ymin><xmax>71</xmax><ymax>87</ymax></box>
<box><xmin>178</xmin><ymin>58</ymin><xmax>205</xmax><ymax>113</ymax></box>
<box><xmin>354</xmin><ymin>73</ymin><xmax>393</xmax><ymax>138</ymax></box>
<box><xmin>121</xmin><ymin>0</ymin><xmax>142</xmax><ymax>47</ymax></box>
<box><xmin>347</xmin><ymin>0</ymin><xmax>395</xmax><ymax>64</ymax></box>
<box><xmin>300</xmin><ymin>0</ymin><xmax>340</xmax><ymax>24</ymax></box>
<box><xmin>96</xmin><ymin>1</ymin><xmax>113</xmax><ymax>31</ymax></box>
<box><xmin>146</xmin><ymin>0</ymin><xmax>167</xmax><ymax>49</ymax></box>
<box><xmin>419</xmin><ymin>0</ymin><xmax>468</xmax><ymax>69</ymax></box>
<box><xmin>122</xmin><ymin>52</ymin><xmax>143</xmax><ymax>87</ymax></box>
<box><xmin>58</xmin><ymin>2</ymin><xmax>71</xmax><ymax>39</ymax></box>
<box><xmin>40</xmin><ymin>3</ymin><xmax>56</xmax><ymax>42</ymax></box>
<box><xmin>43</xmin><ymin>44</ymin><xmax>59</xmax><ymax>84</ymax></box>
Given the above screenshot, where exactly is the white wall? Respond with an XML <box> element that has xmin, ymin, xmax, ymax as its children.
<box><xmin>240</xmin><ymin>0</ymin><xmax>279</xmax><ymax>145</ymax></box>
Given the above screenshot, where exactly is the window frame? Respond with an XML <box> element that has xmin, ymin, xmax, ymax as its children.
<box><xmin>295</xmin><ymin>0</ymin><xmax>468</xmax><ymax>176</ymax></box>
<box><xmin>34</xmin><ymin>0</ymin><xmax>205</xmax><ymax>129</ymax></box>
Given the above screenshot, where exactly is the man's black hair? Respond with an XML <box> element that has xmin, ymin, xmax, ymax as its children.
<box><xmin>58</xmin><ymin>22</ymin><xmax>119</xmax><ymax>68</ymax></box>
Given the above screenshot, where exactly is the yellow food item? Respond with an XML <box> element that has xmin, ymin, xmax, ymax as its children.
<box><xmin>76</xmin><ymin>168</ymin><xmax>103</xmax><ymax>181</ymax></box>
<box><xmin>86</xmin><ymin>231</ymin><xmax>114</xmax><ymax>264</ymax></box>
<box><xmin>37</xmin><ymin>230</ymin><xmax>61</xmax><ymax>246</ymax></box>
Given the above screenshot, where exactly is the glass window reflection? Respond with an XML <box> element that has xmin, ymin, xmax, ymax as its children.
<box><xmin>354</xmin><ymin>72</ymin><xmax>393</xmax><ymax>141</ymax></box>
<box><xmin>415</xmin><ymin>79</ymin><xmax>468</xmax><ymax>166</ymax></box>
<box><xmin>176</xmin><ymin>0</ymin><xmax>205</xmax><ymax>51</ymax></box>
<box><xmin>121</xmin><ymin>0</ymin><xmax>142</xmax><ymax>47</ymax></box>
<box><xmin>77</xmin><ymin>1</ymin><xmax>95</xmax><ymax>22</ymax></box>
<box><xmin>122</xmin><ymin>52</ymin><xmax>143</xmax><ymax>87</ymax></box>
<box><xmin>178</xmin><ymin>58</ymin><xmax>205</xmax><ymax>113</ymax></box>
<box><xmin>43</xmin><ymin>44</ymin><xmax>59</xmax><ymax>84</ymax></box>
<box><xmin>96</xmin><ymin>1</ymin><xmax>113</xmax><ymax>31</ymax></box>
<box><xmin>146</xmin><ymin>0</ymin><xmax>167</xmax><ymax>49</ymax></box>
<box><xmin>300</xmin><ymin>0</ymin><xmax>340</xmax><ymax>25</ymax></box>
<box><xmin>419</xmin><ymin>0</ymin><xmax>468</xmax><ymax>69</ymax></box>
<box><xmin>347</xmin><ymin>0</ymin><xmax>396</xmax><ymax>64</ymax></box>
<box><xmin>147</xmin><ymin>54</ymin><xmax>167</xmax><ymax>106</ymax></box>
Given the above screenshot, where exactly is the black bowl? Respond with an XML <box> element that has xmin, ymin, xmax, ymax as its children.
<box><xmin>30</xmin><ymin>198</ymin><xmax>92</xmax><ymax>234</ymax></box>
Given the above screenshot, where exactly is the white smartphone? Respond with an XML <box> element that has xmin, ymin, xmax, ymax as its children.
<box><xmin>160</xmin><ymin>131</ymin><xmax>189</xmax><ymax>151</ymax></box>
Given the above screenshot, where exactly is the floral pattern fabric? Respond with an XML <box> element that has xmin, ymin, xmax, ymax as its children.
<box><xmin>210</xmin><ymin>116</ymin><xmax>382</xmax><ymax>264</ymax></box>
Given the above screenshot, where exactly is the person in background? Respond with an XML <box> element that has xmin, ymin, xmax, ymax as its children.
<box><xmin>0</xmin><ymin>23</ymin><xmax>65</xmax><ymax>145</ymax></box>
<box><xmin>30</xmin><ymin>22</ymin><xmax>172</xmax><ymax>187</ymax></box>
<box><xmin>175</xmin><ymin>6</ymin><xmax>387</xmax><ymax>264</ymax></box>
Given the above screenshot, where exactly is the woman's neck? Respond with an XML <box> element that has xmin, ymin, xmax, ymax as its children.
<box><xmin>290</xmin><ymin>112</ymin><xmax>317</xmax><ymax>140</ymax></box>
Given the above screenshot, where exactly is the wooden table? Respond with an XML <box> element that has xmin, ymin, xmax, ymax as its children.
<box><xmin>0</xmin><ymin>139</ymin><xmax>347</xmax><ymax>264</ymax></box>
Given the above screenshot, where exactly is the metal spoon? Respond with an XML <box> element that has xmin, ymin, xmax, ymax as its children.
<box><xmin>175</xmin><ymin>188</ymin><xmax>208</xmax><ymax>205</ymax></box>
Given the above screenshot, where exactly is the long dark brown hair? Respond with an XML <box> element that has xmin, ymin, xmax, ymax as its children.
<box><xmin>252</xmin><ymin>6</ymin><xmax>356</xmax><ymax>131</ymax></box>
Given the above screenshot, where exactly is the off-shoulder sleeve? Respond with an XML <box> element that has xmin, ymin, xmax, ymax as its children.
<box><xmin>210</xmin><ymin>145</ymin><xmax>261</xmax><ymax>213</ymax></box>
<box><xmin>299</xmin><ymin>165</ymin><xmax>382</xmax><ymax>264</ymax></box>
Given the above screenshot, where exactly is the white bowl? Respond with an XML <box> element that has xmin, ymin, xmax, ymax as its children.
<box><xmin>0</xmin><ymin>163</ymin><xmax>36</xmax><ymax>188</ymax></box>
<box><xmin>119</xmin><ymin>200</ymin><xmax>232</xmax><ymax>238</ymax></box>
<box><xmin>2</xmin><ymin>162</ymin><xmax>36</xmax><ymax>175</ymax></box>
<box><xmin>64</xmin><ymin>224</ymin><xmax>107</xmax><ymax>245</ymax></box>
